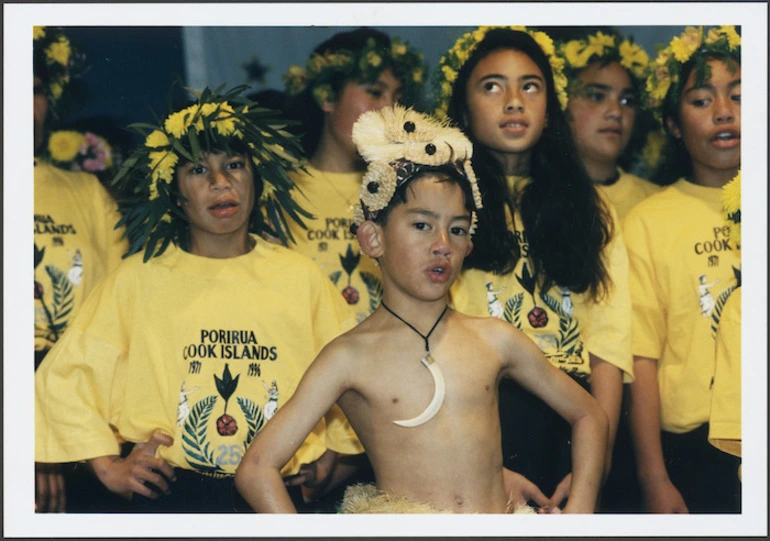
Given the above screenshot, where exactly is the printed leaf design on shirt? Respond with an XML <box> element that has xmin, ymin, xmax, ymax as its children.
<box><xmin>360</xmin><ymin>271</ymin><xmax>383</xmax><ymax>313</ymax></box>
<box><xmin>44</xmin><ymin>265</ymin><xmax>74</xmax><ymax>339</ymax></box>
<box><xmin>214</xmin><ymin>364</ymin><xmax>240</xmax><ymax>436</ymax></box>
<box><xmin>236</xmin><ymin>396</ymin><xmax>266</xmax><ymax>452</ymax></box>
<box><xmin>540</xmin><ymin>291</ymin><xmax>583</xmax><ymax>360</ymax></box>
<box><xmin>503</xmin><ymin>292</ymin><xmax>524</xmax><ymax>329</ymax></box>
<box><xmin>329</xmin><ymin>270</ymin><xmax>343</xmax><ymax>286</ymax></box>
<box><xmin>339</xmin><ymin>244</ymin><xmax>361</xmax><ymax>305</ymax></box>
<box><xmin>516</xmin><ymin>262</ymin><xmax>548</xmax><ymax>328</ymax></box>
<box><xmin>182</xmin><ymin>395</ymin><xmax>226</xmax><ymax>475</ymax></box>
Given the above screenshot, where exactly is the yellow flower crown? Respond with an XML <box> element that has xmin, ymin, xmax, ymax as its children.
<box><xmin>283</xmin><ymin>37</ymin><xmax>426</xmax><ymax>107</ymax></box>
<box><xmin>646</xmin><ymin>25</ymin><xmax>741</xmax><ymax>121</ymax></box>
<box><xmin>112</xmin><ymin>84</ymin><xmax>312</xmax><ymax>261</ymax></box>
<box><xmin>46</xmin><ymin>130</ymin><xmax>114</xmax><ymax>172</ymax></box>
<box><xmin>433</xmin><ymin>26</ymin><xmax>569</xmax><ymax>120</ymax></box>
<box><xmin>560</xmin><ymin>31</ymin><xmax>650</xmax><ymax>109</ymax></box>
<box><xmin>721</xmin><ymin>170</ymin><xmax>740</xmax><ymax>247</ymax></box>
<box><xmin>33</xmin><ymin>26</ymin><xmax>84</xmax><ymax>105</ymax></box>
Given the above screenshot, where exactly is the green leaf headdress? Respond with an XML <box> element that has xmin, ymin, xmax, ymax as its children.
<box><xmin>112</xmin><ymin>84</ymin><xmax>312</xmax><ymax>262</ymax></box>
<box><xmin>283</xmin><ymin>36</ymin><xmax>426</xmax><ymax>107</ymax></box>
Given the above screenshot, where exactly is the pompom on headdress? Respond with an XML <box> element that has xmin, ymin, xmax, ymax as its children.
<box><xmin>33</xmin><ymin>26</ymin><xmax>86</xmax><ymax>109</ymax></box>
<box><xmin>350</xmin><ymin>104</ymin><xmax>483</xmax><ymax>235</ymax></box>
<box><xmin>283</xmin><ymin>36</ymin><xmax>426</xmax><ymax>108</ymax></box>
<box><xmin>646</xmin><ymin>25</ymin><xmax>740</xmax><ymax>122</ymax></box>
<box><xmin>433</xmin><ymin>26</ymin><xmax>569</xmax><ymax>119</ymax></box>
<box><xmin>112</xmin><ymin>84</ymin><xmax>312</xmax><ymax>262</ymax></box>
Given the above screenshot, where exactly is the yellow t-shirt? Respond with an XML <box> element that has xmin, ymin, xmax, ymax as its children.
<box><xmin>287</xmin><ymin>166</ymin><xmax>382</xmax><ymax>323</ymax></box>
<box><xmin>597</xmin><ymin>167</ymin><xmax>662</xmax><ymax>221</ymax></box>
<box><xmin>35</xmin><ymin>238</ymin><xmax>363</xmax><ymax>477</ymax></box>
<box><xmin>709</xmin><ymin>287</ymin><xmax>741</xmax><ymax>456</ymax></box>
<box><xmin>624</xmin><ymin>179</ymin><xmax>741</xmax><ymax>433</ymax></box>
<box><xmin>34</xmin><ymin>161</ymin><xmax>127</xmax><ymax>353</ymax></box>
<box><xmin>451</xmin><ymin>177</ymin><xmax>633</xmax><ymax>381</ymax></box>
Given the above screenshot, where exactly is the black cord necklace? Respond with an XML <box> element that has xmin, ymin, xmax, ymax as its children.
<box><xmin>380</xmin><ymin>301</ymin><xmax>450</xmax><ymax>428</ymax></box>
<box><xmin>380</xmin><ymin>301</ymin><xmax>449</xmax><ymax>353</ymax></box>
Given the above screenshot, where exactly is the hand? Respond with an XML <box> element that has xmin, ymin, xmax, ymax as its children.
<box><xmin>284</xmin><ymin>449</ymin><xmax>337</xmax><ymax>502</ymax></box>
<box><xmin>642</xmin><ymin>477</ymin><xmax>689</xmax><ymax>514</ymax></box>
<box><xmin>550</xmin><ymin>472</ymin><xmax>572</xmax><ymax>510</ymax></box>
<box><xmin>89</xmin><ymin>429</ymin><xmax>176</xmax><ymax>500</ymax></box>
<box><xmin>35</xmin><ymin>462</ymin><xmax>65</xmax><ymax>513</ymax></box>
<box><xmin>502</xmin><ymin>468</ymin><xmax>556</xmax><ymax>513</ymax></box>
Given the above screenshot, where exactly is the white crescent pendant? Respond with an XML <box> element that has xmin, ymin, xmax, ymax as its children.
<box><xmin>393</xmin><ymin>353</ymin><xmax>445</xmax><ymax>428</ymax></box>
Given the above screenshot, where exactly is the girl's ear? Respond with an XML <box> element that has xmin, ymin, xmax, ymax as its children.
<box><xmin>356</xmin><ymin>220</ymin><xmax>384</xmax><ymax>259</ymax></box>
<box><xmin>666</xmin><ymin>117</ymin><xmax>682</xmax><ymax>139</ymax></box>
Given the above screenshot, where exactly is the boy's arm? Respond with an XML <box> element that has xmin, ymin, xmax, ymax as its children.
<box><xmin>501</xmin><ymin>325</ymin><xmax>608</xmax><ymax>514</ymax></box>
<box><xmin>235</xmin><ymin>342</ymin><xmax>350</xmax><ymax>513</ymax></box>
<box><xmin>629</xmin><ymin>356</ymin><xmax>688</xmax><ymax>513</ymax></box>
<box><xmin>551</xmin><ymin>354</ymin><xmax>621</xmax><ymax>508</ymax></box>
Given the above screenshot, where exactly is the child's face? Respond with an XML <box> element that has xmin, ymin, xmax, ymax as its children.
<box><xmin>671</xmin><ymin>58</ymin><xmax>741</xmax><ymax>178</ymax></box>
<box><xmin>567</xmin><ymin>61</ymin><xmax>636</xmax><ymax>168</ymax></box>
<box><xmin>176</xmin><ymin>151</ymin><xmax>255</xmax><ymax>252</ymax></box>
<box><xmin>376</xmin><ymin>174</ymin><xmax>473</xmax><ymax>302</ymax></box>
<box><xmin>322</xmin><ymin>68</ymin><xmax>403</xmax><ymax>158</ymax></box>
<box><xmin>464</xmin><ymin>48</ymin><xmax>548</xmax><ymax>161</ymax></box>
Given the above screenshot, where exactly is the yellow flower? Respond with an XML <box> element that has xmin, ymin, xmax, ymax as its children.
<box><xmin>149</xmin><ymin>150</ymin><xmax>179</xmax><ymax>183</ymax></box>
<box><xmin>619</xmin><ymin>41</ymin><xmax>649</xmax><ymax>77</ymax></box>
<box><xmin>366</xmin><ymin>51</ymin><xmax>382</xmax><ymax>68</ymax></box>
<box><xmin>441</xmin><ymin>81</ymin><xmax>453</xmax><ymax>97</ymax></box>
<box><xmin>721</xmin><ymin>171</ymin><xmax>741</xmax><ymax>216</ymax></box>
<box><xmin>46</xmin><ymin>37</ymin><xmax>71</xmax><ymax>66</ymax></box>
<box><xmin>160</xmin><ymin>212</ymin><xmax>173</xmax><ymax>223</ymax></box>
<box><xmin>641</xmin><ymin>130</ymin><xmax>666</xmax><ymax>170</ymax></box>
<box><xmin>392</xmin><ymin>43</ymin><xmax>407</xmax><ymax>56</ymax></box>
<box><xmin>588</xmin><ymin>32</ymin><xmax>615</xmax><ymax>55</ymax></box>
<box><xmin>670</xmin><ymin>26</ymin><xmax>703</xmax><ymax>62</ymax></box>
<box><xmin>148</xmin><ymin>179</ymin><xmax>160</xmax><ymax>201</ymax></box>
<box><xmin>33</xmin><ymin>26</ymin><xmax>46</xmax><ymax>40</ymax></box>
<box><xmin>441</xmin><ymin>64</ymin><xmax>457</xmax><ymax>83</ymax></box>
<box><xmin>412</xmin><ymin>68</ymin><xmax>423</xmax><ymax>84</ymax></box>
<box><xmin>532</xmin><ymin>31</ymin><xmax>555</xmax><ymax>57</ymax></box>
<box><xmin>145</xmin><ymin>130</ymin><xmax>169</xmax><ymax>148</ymax></box>
<box><xmin>50</xmin><ymin>82</ymin><xmax>63</xmax><ymax>99</ymax></box>
<box><xmin>709</xmin><ymin>26</ymin><xmax>741</xmax><ymax>50</ymax></box>
<box><xmin>164</xmin><ymin>106</ymin><xmax>195</xmax><ymax>138</ymax></box>
<box><xmin>564</xmin><ymin>40</ymin><xmax>588</xmax><ymax>68</ymax></box>
<box><xmin>48</xmin><ymin>131</ymin><xmax>85</xmax><ymax>162</ymax></box>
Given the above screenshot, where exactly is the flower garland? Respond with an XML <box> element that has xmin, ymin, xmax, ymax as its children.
<box><xmin>112</xmin><ymin>84</ymin><xmax>312</xmax><ymax>261</ymax></box>
<box><xmin>432</xmin><ymin>26</ymin><xmax>569</xmax><ymax>120</ymax></box>
<box><xmin>46</xmin><ymin>130</ymin><xmax>115</xmax><ymax>174</ymax></box>
<box><xmin>646</xmin><ymin>26</ymin><xmax>740</xmax><ymax>121</ymax></box>
<box><xmin>721</xmin><ymin>170</ymin><xmax>741</xmax><ymax>247</ymax></box>
<box><xmin>283</xmin><ymin>37</ymin><xmax>426</xmax><ymax>107</ymax></box>
<box><xmin>560</xmin><ymin>30</ymin><xmax>650</xmax><ymax>106</ymax></box>
<box><xmin>33</xmin><ymin>26</ymin><xmax>85</xmax><ymax>105</ymax></box>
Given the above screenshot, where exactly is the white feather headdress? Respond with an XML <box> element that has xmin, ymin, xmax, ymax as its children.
<box><xmin>350</xmin><ymin>105</ymin><xmax>483</xmax><ymax>234</ymax></box>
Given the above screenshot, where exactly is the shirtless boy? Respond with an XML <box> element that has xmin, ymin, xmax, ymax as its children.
<box><xmin>235</xmin><ymin>105</ymin><xmax>608</xmax><ymax>514</ymax></box>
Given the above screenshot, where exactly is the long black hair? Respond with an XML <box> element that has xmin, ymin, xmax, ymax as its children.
<box><xmin>447</xmin><ymin>28</ymin><xmax>613</xmax><ymax>300</ymax></box>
